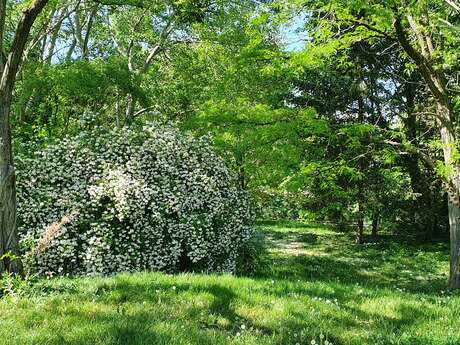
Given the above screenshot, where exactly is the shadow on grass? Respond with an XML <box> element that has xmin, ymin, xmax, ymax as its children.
<box><xmin>18</xmin><ymin>278</ymin><xmax>276</xmax><ymax>345</ymax></box>
<box><xmin>255</xmin><ymin>225</ymin><xmax>450</xmax><ymax>295</ymax></box>
<box><xmin>256</xmin><ymin>220</ymin><xmax>330</xmax><ymax>230</ymax></box>
<box><xmin>265</xmin><ymin>231</ymin><xmax>319</xmax><ymax>244</ymax></box>
<box><xmin>18</xmin><ymin>276</ymin><xmax>447</xmax><ymax>345</ymax></box>
<box><xmin>283</xmin><ymin>301</ymin><xmax>441</xmax><ymax>345</ymax></box>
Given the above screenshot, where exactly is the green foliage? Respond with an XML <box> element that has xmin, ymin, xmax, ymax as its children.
<box><xmin>282</xmin><ymin>116</ymin><xmax>416</xmax><ymax>230</ymax></box>
<box><xmin>13</xmin><ymin>58</ymin><xmax>135</xmax><ymax>141</ymax></box>
<box><xmin>0</xmin><ymin>273</ymin><xmax>35</xmax><ymax>299</ymax></box>
<box><xmin>187</xmin><ymin>100</ymin><xmax>314</xmax><ymax>190</ymax></box>
<box><xmin>0</xmin><ymin>251</ymin><xmax>20</xmax><ymax>262</ymax></box>
<box><xmin>252</xmin><ymin>187</ymin><xmax>306</xmax><ymax>220</ymax></box>
<box><xmin>234</xmin><ymin>230</ymin><xmax>267</xmax><ymax>276</ymax></box>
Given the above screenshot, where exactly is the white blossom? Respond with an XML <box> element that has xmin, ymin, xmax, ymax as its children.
<box><xmin>16</xmin><ymin>123</ymin><xmax>253</xmax><ymax>276</ymax></box>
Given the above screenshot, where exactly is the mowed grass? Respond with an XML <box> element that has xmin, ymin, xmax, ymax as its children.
<box><xmin>1</xmin><ymin>222</ymin><xmax>459</xmax><ymax>345</ymax></box>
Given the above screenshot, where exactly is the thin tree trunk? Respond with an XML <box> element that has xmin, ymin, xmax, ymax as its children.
<box><xmin>81</xmin><ymin>7</ymin><xmax>98</xmax><ymax>60</ymax></box>
<box><xmin>447</xmin><ymin>196</ymin><xmax>460</xmax><ymax>288</ymax></box>
<box><xmin>44</xmin><ymin>7</ymin><xmax>66</xmax><ymax>64</ymax></box>
<box><xmin>371</xmin><ymin>214</ymin><xmax>379</xmax><ymax>236</ymax></box>
<box><xmin>235</xmin><ymin>148</ymin><xmax>246</xmax><ymax>189</ymax></box>
<box><xmin>356</xmin><ymin>215</ymin><xmax>364</xmax><ymax>244</ymax></box>
<box><xmin>125</xmin><ymin>93</ymin><xmax>136</xmax><ymax>122</ymax></box>
<box><xmin>356</xmin><ymin>82</ymin><xmax>366</xmax><ymax>244</ymax></box>
<box><xmin>65</xmin><ymin>39</ymin><xmax>77</xmax><ymax>61</ymax></box>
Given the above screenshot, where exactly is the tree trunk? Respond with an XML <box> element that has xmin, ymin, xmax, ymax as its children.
<box><xmin>356</xmin><ymin>216</ymin><xmax>364</xmax><ymax>244</ymax></box>
<box><xmin>44</xmin><ymin>7</ymin><xmax>66</xmax><ymax>64</ymax></box>
<box><xmin>437</xmin><ymin>102</ymin><xmax>460</xmax><ymax>288</ymax></box>
<box><xmin>0</xmin><ymin>0</ymin><xmax>51</xmax><ymax>275</ymax></box>
<box><xmin>125</xmin><ymin>93</ymin><xmax>136</xmax><ymax>122</ymax></box>
<box><xmin>356</xmin><ymin>83</ymin><xmax>366</xmax><ymax>245</ymax></box>
<box><xmin>447</xmin><ymin>195</ymin><xmax>460</xmax><ymax>288</ymax></box>
<box><xmin>371</xmin><ymin>214</ymin><xmax>379</xmax><ymax>236</ymax></box>
<box><xmin>393</xmin><ymin>12</ymin><xmax>460</xmax><ymax>288</ymax></box>
<box><xmin>235</xmin><ymin>148</ymin><xmax>246</xmax><ymax>189</ymax></box>
<box><xmin>82</xmin><ymin>7</ymin><xmax>98</xmax><ymax>60</ymax></box>
<box><xmin>0</xmin><ymin>95</ymin><xmax>22</xmax><ymax>275</ymax></box>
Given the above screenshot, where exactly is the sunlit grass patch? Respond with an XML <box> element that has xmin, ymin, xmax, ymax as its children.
<box><xmin>1</xmin><ymin>222</ymin><xmax>459</xmax><ymax>345</ymax></box>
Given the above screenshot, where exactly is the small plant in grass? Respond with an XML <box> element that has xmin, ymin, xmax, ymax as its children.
<box><xmin>16</xmin><ymin>123</ymin><xmax>254</xmax><ymax>277</ymax></box>
<box><xmin>0</xmin><ymin>273</ymin><xmax>36</xmax><ymax>298</ymax></box>
<box><xmin>309</xmin><ymin>333</ymin><xmax>333</xmax><ymax>345</ymax></box>
<box><xmin>235</xmin><ymin>230</ymin><xmax>268</xmax><ymax>276</ymax></box>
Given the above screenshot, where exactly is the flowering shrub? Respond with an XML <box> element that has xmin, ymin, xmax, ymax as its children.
<box><xmin>16</xmin><ymin>124</ymin><xmax>253</xmax><ymax>277</ymax></box>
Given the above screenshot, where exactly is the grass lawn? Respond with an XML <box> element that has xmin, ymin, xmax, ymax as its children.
<box><xmin>1</xmin><ymin>222</ymin><xmax>459</xmax><ymax>345</ymax></box>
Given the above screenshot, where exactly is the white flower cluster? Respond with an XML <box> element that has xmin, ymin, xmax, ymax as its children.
<box><xmin>16</xmin><ymin>124</ymin><xmax>253</xmax><ymax>277</ymax></box>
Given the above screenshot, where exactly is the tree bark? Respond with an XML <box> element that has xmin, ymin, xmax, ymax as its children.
<box><xmin>0</xmin><ymin>96</ymin><xmax>22</xmax><ymax>274</ymax></box>
<box><xmin>437</xmin><ymin>102</ymin><xmax>460</xmax><ymax>288</ymax></box>
<box><xmin>356</xmin><ymin>215</ymin><xmax>364</xmax><ymax>244</ymax></box>
<box><xmin>371</xmin><ymin>214</ymin><xmax>379</xmax><ymax>236</ymax></box>
<box><xmin>0</xmin><ymin>0</ymin><xmax>51</xmax><ymax>275</ymax></box>
<box><xmin>356</xmin><ymin>79</ymin><xmax>366</xmax><ymax>244</ymax></box>
<box><xmin>125</xmin><ymin>93</ymin><xmax>136</xmax><ymax>122</ymax></box>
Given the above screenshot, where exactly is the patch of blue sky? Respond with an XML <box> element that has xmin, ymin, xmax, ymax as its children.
<box><xmin>280</xmin><ymin>12</ymin><xmax>309</xmax><ymax>52</ymax></box>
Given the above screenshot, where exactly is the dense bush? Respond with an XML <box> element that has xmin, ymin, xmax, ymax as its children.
<box><xmin>16</xmin><ymin>124</ymin><xmax>253</xmax><ymax>277</ymax></box>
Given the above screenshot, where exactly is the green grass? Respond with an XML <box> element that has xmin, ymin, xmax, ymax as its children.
<box><xmin>1</xmin><ymin>221</ymin><xmax>459</xmax><ymax>345</ymax></box>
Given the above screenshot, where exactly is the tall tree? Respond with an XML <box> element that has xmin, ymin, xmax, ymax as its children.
<box><xmin>392</xmin><ymin>2</ymin><xmax>460</xmax><ymax>288</ymax></box>
<box><xmin>281</xmin><ymin>0</ymin><xmax>460</xmax><ymax>288</ymax></box>
<box><xmin>0</xmin><ymin>0</ymin><xmax>52</xmax><ymax>274</ymax></box>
